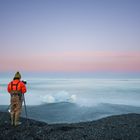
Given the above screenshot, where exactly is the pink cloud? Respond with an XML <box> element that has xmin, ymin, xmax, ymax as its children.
<box><xmin>0</xmin><ymin>51</ymin><xmax>140</xmax><ymax>72</ymax></box>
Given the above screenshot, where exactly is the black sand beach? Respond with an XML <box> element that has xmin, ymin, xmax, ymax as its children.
<box><xmin>0</xmin><ymin>112</ymin><xmax>140</xmax><ymax>140</ymax></box>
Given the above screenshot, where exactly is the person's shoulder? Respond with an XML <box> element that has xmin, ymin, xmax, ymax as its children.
<box><xmin>8</xmin><ymin>81</ymin><xmax>13</xmax><ymax>87</ymax></box>
<box><xmin>19</xmin><ymin>81</ymin><xmax>26</xmax><ymax>86</ymax></box>
<box><xmin>8</xmin><ymin>81</ymin><xmax>13</xmax><ymax>84</ymax></box>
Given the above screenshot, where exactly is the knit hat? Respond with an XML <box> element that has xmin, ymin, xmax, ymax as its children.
<box><xmin>14</xmin><ymin>71</ymin><xmax>21</xmax><ymax>79</ymax></box>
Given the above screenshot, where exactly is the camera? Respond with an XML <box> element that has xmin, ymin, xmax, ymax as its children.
<box><xmin>22</xmin><ymin>80</ymin><xmax>27</xmax><ymax>84</ymax></box>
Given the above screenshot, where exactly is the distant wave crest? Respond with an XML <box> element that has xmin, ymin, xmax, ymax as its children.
<box><xmin>40</xmin><ymin>91</ymin><xmax>77</xmax><ymax>104</ymax></box>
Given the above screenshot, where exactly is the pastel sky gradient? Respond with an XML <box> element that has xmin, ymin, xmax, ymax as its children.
<box><xmin>0</xmin><ymin>0</ymin><xmax>140</xmax><ymax>74</ymax></box>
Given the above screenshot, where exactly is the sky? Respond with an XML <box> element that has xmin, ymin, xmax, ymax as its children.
<box><xmin>0</xmin><ymin>0</ymin><xmax>140</xmax><ymax>76</ymax></box>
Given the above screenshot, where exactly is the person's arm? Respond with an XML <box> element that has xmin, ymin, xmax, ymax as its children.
<box><xmin>7</xmin><ymin>82</ymin><xmax>11</xmax><ymax>93</ymax></box>
<box><xmin>20</xmin><ymin>82</ymin><xmax>27</xmax><ymax>94</ymax></box>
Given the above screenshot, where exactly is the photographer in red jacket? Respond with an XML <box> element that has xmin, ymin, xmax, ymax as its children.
<box><xmin>7</xmin><ymin>72</ymin><xmax>27</xmax><ymax>126</ymax></box>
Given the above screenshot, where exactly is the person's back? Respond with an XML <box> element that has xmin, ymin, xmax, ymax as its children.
<box><xmin>7</xmin><ymin>72</ymin><xmax>27</xmax><ymax>126</ymax></box>
<box><xmin>8</xmin><ymin>79</ymin><xmax>26</xmax><ymax>94</ymax></box>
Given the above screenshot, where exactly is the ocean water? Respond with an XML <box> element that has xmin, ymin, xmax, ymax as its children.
<box><xmin>0</xmin><ymin>78</ymin><xmax>140</xmax><ymax>107</ymax></box>
<box><xmin>0</xmin><ymin>77</ymin><xmax>140</xmax><ymax>123</ymax></box>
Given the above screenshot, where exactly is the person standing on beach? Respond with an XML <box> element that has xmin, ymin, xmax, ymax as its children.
<box><xmin>7</xmin><ymin>72</ymin><xmax>27</xmax><ymax>126</ymax></box>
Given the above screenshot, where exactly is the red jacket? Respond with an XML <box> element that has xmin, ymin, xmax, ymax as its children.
<box><xmin>7</xmin><ymin>79</ymin><xmax>27</xmax><ymax>94</ymax></box>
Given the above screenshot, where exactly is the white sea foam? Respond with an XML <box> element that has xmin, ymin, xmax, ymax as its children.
<box><xmin>40</xmin><ymin>91</ymin><xmax>77</xmax><ymax>104</ymax></box>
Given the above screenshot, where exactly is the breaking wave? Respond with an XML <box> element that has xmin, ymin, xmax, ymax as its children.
<box><xmin>40</xmin><ymin>91</ymin><xmax>77</xmax><ymax>104</ymax></box>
